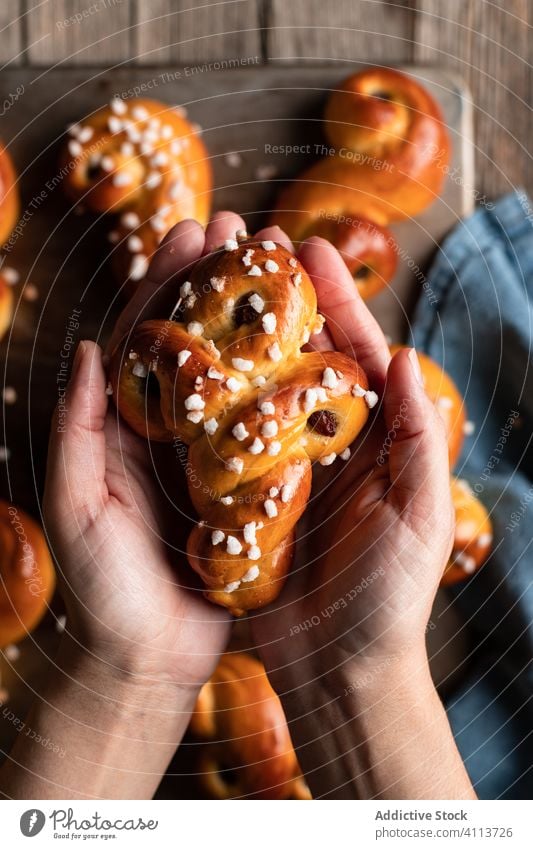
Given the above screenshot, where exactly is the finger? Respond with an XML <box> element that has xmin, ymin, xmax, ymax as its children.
<box><xmin>253</xmin><ymin>225</ymin><xmax>295</xmax><ymax>253</ymax></box>
<box><xmin>107</xmin><ymin>219</ymin><xmax>205</xmax><ymax>352</ymax></box>
<box><xmin>203</xmin><ymin>210</ymin><xmax>247</xmax><ymax>253</ymax></box>
<box><xmin>298</xmin><ymin>236</ymin><xmax>390</xmax><ymax>392</ymax></box>
<box><xmin>44</xmin><ymin>342</ymin><xmax>109</xmax><ymax>531</ymax></box>
<box><xmin>384</xmin><ymin>348</ymin><xmax>450</xmax><ymax>509</ymax></box>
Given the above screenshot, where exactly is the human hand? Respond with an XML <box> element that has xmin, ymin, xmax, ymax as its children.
<box><xmin>4</xmin><ymin>214</ymin><xmax>256</xmax><ymax>800</ymax></box>
<box><xmin>244</xmin><ymin>230</ymin><xmax>470</xmax><ymax>801</ymax></box>
<box><xmin>251</xmin><ymin>231</ymin><xmax>454</xmax><ymax>682</ymax></box>
<box><xmin>42</xmin><ymin>215</ymin><xmax>259</xmax><ymax>693</ymax></box>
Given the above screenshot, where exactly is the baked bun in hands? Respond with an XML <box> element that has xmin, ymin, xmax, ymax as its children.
<box><xmin>0</xmin><ymin>141</ymin><xmax>19</xmax><ymax>247</ymax></box>
<box><xmin>61</xmin><ymin>98</ymin><xmax>212</xmax><ymax>297</ymax></box>
<box><xmin>0</xmin><ymin>501</ymin><xmax>56</xmax><ymax>648</ymax></box>
<box><xmin>190</xmin><ymin>652</ymin><xmax>310</xmax><ymax>799</ymax></box>
<box><xmin>441</xmin><ymin>477</ymin><xmax>493</xmax><ymax>586</ymax></box>
<box><xmin>271</xmin><ymin>68</ymin><xmax>449</xmax><ymax>299</ymax></box>
<box><xmin>110</xmin><ymin>236</ymin><xmax>371</xmax><ymax>614</ymax></box>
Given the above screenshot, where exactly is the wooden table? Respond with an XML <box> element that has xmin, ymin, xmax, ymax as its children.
<box><xmin>2</xmin><ymin>0</ymin><xmax>530</xmax><ymax>199</ymax></box>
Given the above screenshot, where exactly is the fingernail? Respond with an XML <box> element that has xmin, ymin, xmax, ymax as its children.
<box><xmin>71</xmin><ymin>341</ymin><xmax>86</xmax><ymax>379</ymax></box>
<box><xmin>408</xmin><ymin>348</ymin><xmax>424</xmax><ymax>385</ymax></box>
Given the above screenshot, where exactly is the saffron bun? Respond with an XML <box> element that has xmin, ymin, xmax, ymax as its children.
<box><xmin>190</xmin><ymin>652</ymin><xmax>310</xmax><ymax>799</ymax></box>
<box><xmin>61</xmin><ymin>98</ymin><xmax>212</xmax><ymax>297</ymax></box>
<box><xmin>0</xmin><ymin>501</ymin><xmax>56</xmax><ymax>648</ymax></box>
<box><xmin>390</xmin><ymin>345</ymin><xmax>466</xmax><ymax>467</ymax></box>
<box><xmin>0</xmin><ymin>267</ymin><xmax>15</xmax><ymax>341</ymax></box>
<box><xmin>0</xmin><ymin>141</ymin><xmax>19</xmax><ymax>247</ymax></box>
<box><xmin>441</xmin><ymin>478</ymin><xmax>492</xmax><ymax>586</ymax></box>
<box><xmin>271</xmin><ymin>68</ymin><xmax>449</xmax><ymax>299</ymax></box>
<box><xmin>305</xmin><ymin>216</ymin><xmax>398</xmax><ymax>300</ymax></box>
<box><xmin>110</xmin><ymin>237</ymin><xmax>372</xmax><ymax>614</ymax></box>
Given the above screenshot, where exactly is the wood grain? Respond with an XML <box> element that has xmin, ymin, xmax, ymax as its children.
<box><xmin>414</xmin><ymin>0</ymin><xmax>531</xmax><ymax>199</ymax></box>
<box><xmin>2</xmin><ymin>1</ymin><xmax>530</xmax><ymax>197</ymax></box>
<box><xmin>266</xmin><ymin>0</ymin><xmax>415</xmax><ymax>63</ymax></box>
<box><xmin>25</xmin><ymin>0</ymin><xmax>132</xmax><ymax>65</ymax></box>
<box><xmin>135</xmin><ymin>0</ymin><xmax>262</xmax><ymax>65</ymax></box>
<box><xmin>0</xmin><ymin>1</ymin><xmax>22</xmax><ymax>66</ymax></box>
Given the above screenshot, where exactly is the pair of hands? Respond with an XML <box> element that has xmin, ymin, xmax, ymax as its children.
<box><xmin>43</xmin><ymin>211</ymin><xmax>453</xmax><ymax>704</ymax></box>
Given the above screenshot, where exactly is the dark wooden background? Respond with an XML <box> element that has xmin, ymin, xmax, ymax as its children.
<box><xmin>1</xmin><ymin>0</ymin><xmax>530</xmax><ymax>198</ymax></box>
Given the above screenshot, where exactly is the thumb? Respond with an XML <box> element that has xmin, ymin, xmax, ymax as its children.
<box><xmin>44</xmin><ymin>341</ymin><xmax>109</xmax><ymax>534</ymax></box>
<box><xmin>383</xmin><ymin>348</ymin><xmax>450</xmax><ymax>511</ymax></box>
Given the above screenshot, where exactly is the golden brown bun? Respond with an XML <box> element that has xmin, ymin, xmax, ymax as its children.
<box><xmin>190</xmin><ymin>652</ymin><xmax>310</xmax><ymax>799</ymax></box>
<box><xmin>271</xmin><ymin>69</ymin><xmax>449</xmax><ymax>298</ymax></box>
<box><xmin>305</xmin><ymin>216</ymin><xmax>397</xmax><ymax>300</ymax></box>
<box><xmin>0</xmin><ymin>501</ymin><xmax>56</xmax><ymax>648</ymax></box>
<box><xmin>110</xmin><ymin>238</ymin><xmax>371</xmax><ymax>614</ymax></box>
<box><xmin>0</xmin><ymin>142</ymin><xmax>19</xmax><ymax>247</ymax></box>
<box><xmin>441</xmin><ymin>478</ymin><xmax>492</xmax><ymax>586</ymax></box>
<box><xmin>324</xmin><ymin>67</ymin><xmax>449</xmax><ymax>195</ymax></box>
<box><xmin>0</xmin><ymin>269</ymin><xmax>14</xmax><ymax>341</ymax></box>
<box><xmin>390</xmin><ymin>345</ymin><xmax>465</xmax><ymax>468</ymax></box>
<box><xmin>61</xmin><ymin>98</ymin><xmax>212</xmax><ymax>297</ymax></box>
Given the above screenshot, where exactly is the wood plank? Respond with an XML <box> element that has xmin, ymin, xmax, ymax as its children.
<box><xmin>414</xmin><ymin>0</ymin><xmax>531</xmax><ymax>199</ymax></box>
<box><xmin>267</xmin><ymin>0</ymin><xmax>415</xmax><ymax>63</ymax></box>
<box><xmin>135</xmin><ymin>0</ymin><xmax>262</xmax><ymax>65</ymax></box>
<box><xmin>26</xmin><ymin>0</ymin><xmax>131</xmax><ymax>66</ymax></box>
<box><xmin>0</xmin><ymin>1</ymin><xmax>22</xmax><ymax>66</ymax></box>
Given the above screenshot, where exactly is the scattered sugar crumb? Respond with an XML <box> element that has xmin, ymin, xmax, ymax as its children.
<box><xmin>255</xmin><ymin>164</ymin><xmax>278</xmax><ymax>181</ymax></box>
<box><xmin>23</xmin><ymin>284</ymin><xmax>39</xmax><ymax>302</ymax></box>
<box><xmin>225</xmin><ymin>152</ymin><xmax>243</xmax><ymax>168</ymax></box>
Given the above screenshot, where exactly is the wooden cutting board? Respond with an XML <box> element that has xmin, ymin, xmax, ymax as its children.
<box><xmin>0</xmin><ymin>65</ymin><xmax>473</xmax><ymax>781</ymax></box>
<box><xmin>0</xmin><ymin>62</ymin><xmax>473</xmax><ymax>511</ymax></box>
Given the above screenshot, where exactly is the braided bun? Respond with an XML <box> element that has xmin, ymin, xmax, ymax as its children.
<box><xmin>271</xmin><ymin>68</ymin><xmax>449</xmax><ymax>298</ymax></box>
<box><xmin>0</xmin><ymin>141</ymin><xmax>19</xmax><ymax>247</ymax></box>
<box><xmin>110</xmin><ymin>237</ymin><xmax>371</xmax><ymax>614</ymax></box>
<box><xmin>441</xmin><ymin>478</ymin><xmax>492</xmax><ymax>586</ymax></box>
<box><xmin>0</xmin><ymin>501</ymin><xmax>56</xmax><ymax>648</ymax></box>
<box><xmin>190</xmin><ymin>652</ymin><xmax>310</xmax><ymax>799</ymax></box>
<box><xmin>61</xmin><ymin>98</ymin><xmax>212</xmax><ymax>297</ymax></box>
<box><xmin>390</xmin><ymin>345</ymin><xmax>465</xmax><ymax>467</ymax></box>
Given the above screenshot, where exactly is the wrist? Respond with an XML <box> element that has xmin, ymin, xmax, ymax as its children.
<box><xmin>264</xmin><ymin>634</ymin><xmax>432</xmax><ymax>706</ymax></box>
<box><xmin>265</xmin><ymin>646</ymin><xmax>440</xmax><ymax>800</ymax></box>
<box><xmin>55</xmin><ymin>634</ymin><xmax>201</xmax><ymax>719</ymax></box>
<box><xmin>1</xmin><ymin>633</ymin><xmax>197</xmax><ymax>800</ymax></box>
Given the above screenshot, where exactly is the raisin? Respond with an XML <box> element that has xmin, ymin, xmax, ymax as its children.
<box><xmin>354</xmin><ymin>265</ymin><xmax>370</xmax><ymax>279</ymax></box>
<box><xmin>145</xmin><ymin>371</ymin><xmax>161</xmax><ymax>400</ymax></box>
<box><xmin>234</xmin><ymin>292</ymin><xmax>259</xmax><ymax>327</ymax></box>
<box><xmin>372</xmin><ymin>90</ymin><xmax>393</xmax><ymax>101</ymax></box>
<box><xmin>307</xmin><ymin>410</ymin><xmax>338</xmax><ymax>437</ymax></box>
